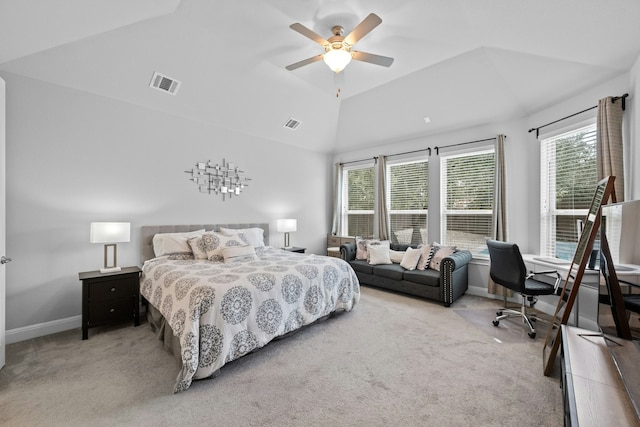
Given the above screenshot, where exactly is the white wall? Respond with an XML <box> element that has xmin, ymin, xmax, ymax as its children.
<box><xmin>2</xmin><ymin>72</ymin><xmax>331</xmax><ymax>337</ymax></box>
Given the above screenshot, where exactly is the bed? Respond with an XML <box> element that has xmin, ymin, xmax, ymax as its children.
<box><xmin>139</xmin><ymin>224</ymin><xmax>360</xmax><ymax>393</ymax></box>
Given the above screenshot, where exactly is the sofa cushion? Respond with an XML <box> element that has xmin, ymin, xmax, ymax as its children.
<box><xmin>403</xmin><ymin>268</ymin><xmax>440</xmax><ymax>287</ymax></box>
<box><xmin>372</xmin><ymin>264</ymin><xmax>406</xmax><ymax>281</ymax></box>
<box><xmin>349</xmin><ymin>260</ymin><xmax>374</xmax><ymax>275</ymax></box>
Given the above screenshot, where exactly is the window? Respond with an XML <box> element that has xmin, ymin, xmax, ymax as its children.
<box><xmin>387</xmin><ymin>159</ymin><xmax>429</xmax><ymax>245</ymax></box>
<box><xmin>440</xmin><ymin>148</ymin><xmax>495</xmax><ymax>252</ymax></box>
<box><xmin>541</xmin><ymin>123</ymin><xmax>597</xmax><ymax>260</ymax></box>
<box><xmin>342</xmin><ymin>165</ymin><xmax>375</xmax><ymax>237</ymax></box>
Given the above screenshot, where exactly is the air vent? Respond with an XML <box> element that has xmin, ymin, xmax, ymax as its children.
<box><xmin>283</xmin><ymin>118</ymin><xmax>302</xmax><ymax>130</ymax></box>
<box><xmin>149</xmin><ymin>72</ymin><xmax>181</xmax><ymax>95</ymax></box>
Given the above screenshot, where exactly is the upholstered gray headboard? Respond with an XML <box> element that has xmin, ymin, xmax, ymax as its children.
<box><xmin>140</xmin><ymin>223</ymin><xmax>270</xmax><ymax>264</ymax></box>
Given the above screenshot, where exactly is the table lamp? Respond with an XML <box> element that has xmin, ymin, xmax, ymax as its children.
<box><xmin>277</xmin><ymin>219</ymin><xmax>297</xmax><ymax>248</ymax></box>
<box><xmin>90</xmin><ymin>222</ymin><xmax>131</xmax><ymax>273</ymax></box>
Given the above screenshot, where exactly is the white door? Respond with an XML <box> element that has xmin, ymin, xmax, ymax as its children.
<box><xmin>0</xmin><ymin>77</ymin><xmax>6</xmax><ymax>369</ymax></box>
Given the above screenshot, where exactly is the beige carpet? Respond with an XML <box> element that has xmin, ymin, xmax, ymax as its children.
<box><xmin>0</xmin><ymin>287</ymin><xmax>563</xmax><ymax>426</ymax></box>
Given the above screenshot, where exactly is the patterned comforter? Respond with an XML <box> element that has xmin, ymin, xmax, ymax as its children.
<box><xmin>140</xmin><ymin>247</ymin><xmax>360</xmax><ymax>393</ymax></box>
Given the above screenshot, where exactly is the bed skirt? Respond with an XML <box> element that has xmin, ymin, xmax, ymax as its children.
<box><xmin>147</xmin><ymin>303</ymin><xmax>338</xmax><ymax>382</ymax></box>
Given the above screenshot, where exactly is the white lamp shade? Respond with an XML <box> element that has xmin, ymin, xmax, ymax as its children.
<box><xmin>90</xmin><ymin>222</ymin><xmax>131</xmax><ymax>243</ymax></box>
<box><xmin>277</xmin><ymin>219</ymin><xmax>297</xmax><ymax>233</ymax></box>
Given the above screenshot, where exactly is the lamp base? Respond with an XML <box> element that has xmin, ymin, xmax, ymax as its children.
<box><xmin>100</xmin><ymin>266</ymin><xmax>122</xmax><ymax>274</ymax></box>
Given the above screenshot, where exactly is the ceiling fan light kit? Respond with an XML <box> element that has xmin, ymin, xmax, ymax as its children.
<box><xmin>286</xmin><ymin>13</ymin><xmax>393</xmax><ymax>74</ymax></box>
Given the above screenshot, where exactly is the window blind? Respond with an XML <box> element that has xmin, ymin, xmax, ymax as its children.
<box><xmin>387</xmin><ymin>159</ymin><xmax>428</xmax><ymax>245</ymax></box>
<box><xmin>342</xmin><ymin>165</ymin><xmax>375</xmax><ymax>237</ymax></box>
<box><xmin>541</xmin><ymin>123</ymin><xmax>597</xmax><ymax>260</ymax></box>
<box><xmin>440</xmin><ymin>149</ymin><xmax>495</xmax><ymax>252</ymax></box>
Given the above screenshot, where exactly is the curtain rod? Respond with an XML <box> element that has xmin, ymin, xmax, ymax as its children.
<box><xmin>433</xmin><ymin>136</ymin><xmax>501</xmax><ymax>155</ymax></box>
<box><xmin>339</xmin><ymin>135</ymin><xmax>504</xmax><ymax>165</ymax></box>
<box><xmin>339</xmin><ymin>156</ymin><xmax>378</xmax><ymax>166</ymax></box>
<box><xmin>528</xmin><ymin>93</ymin><xmax>628</xmax><ymax>138</ymax></box>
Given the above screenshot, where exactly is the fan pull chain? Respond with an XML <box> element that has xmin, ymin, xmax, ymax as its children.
<box><xmin>336</xmin><ymin>87</ymin><xmax>341</xmax><ymax>98</ymax></box>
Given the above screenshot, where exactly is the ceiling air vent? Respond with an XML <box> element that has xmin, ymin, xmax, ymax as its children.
<box><xmin>283</xmin><ymin>118</ymin><xmax>302</xmax><ymax>130</ymax></box>
<box><xmin>149</xmin><ymin>71</ymin><xmax>181</xmax><ymax>95</ymax></box>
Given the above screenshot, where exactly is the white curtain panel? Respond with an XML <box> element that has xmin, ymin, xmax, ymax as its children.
<box><xmin>596</xmin><ymin>96</ymin><xmax>625</xmax><ymax>202</ymax></box>
<box><xmin>488</xmin><ymin>134</ymin><xmax>511</xmax><ymax>296</ymax></box>
<box><xmin>376</xmin><ymin>156</ymin><xmax>389</xmax><ymax>241</ymax></box>
<box><xmin>331</xmin><ymin>162</ymin><xmax>343</xmax><ymax>235</ymax></box>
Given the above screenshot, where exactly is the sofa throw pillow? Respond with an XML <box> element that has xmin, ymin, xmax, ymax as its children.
<box><xmin>368</xmin><ymin>245</ymin><xmax>392</xmax><ymax>265</ymax></box>
<box><xmin>389</xmin><ymin>249</ymin><xmax>405</xmax><ymax>264</ymax></box>
<box><xmin>366</xmin><ymin>240</ymin><xmax>390</xmax><ymax>261</ymax></box>
<box><xmin>356</xmin><ymin>237</ymin><xmax>379</xmax><ymax>260</ymax></box>
<box><xmin>416</xmin><ymin>244</ymin><xmax>434</xmax><ymax>271</ymax></box>
<box><xmin>400</xmin><ymin>247</ymin><xmax>422</xmax><ymax>270</ymax></box>
<box><xmin>394</xmin><ymin>228</ymin><xmax>413</xmax><ymax>245</ymax></box>
<box><xmin>429</xmin><ymin>245</ymin><xmax>456</xmax><ymax>271</ymax></box>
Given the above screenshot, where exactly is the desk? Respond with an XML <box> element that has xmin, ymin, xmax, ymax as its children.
<box><xmin>561</xmin><ymin>325</ymin><xmax>640</xmax><ymax>426</ymax></box>
<box><xmin>523</xmin><ymin>255</ymin><xmax>601</xmax><ymax>330</ymax></box>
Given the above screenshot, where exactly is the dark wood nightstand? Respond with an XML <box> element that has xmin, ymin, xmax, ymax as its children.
<box><xmin>283</xmin><ymin>247</ymin><xmax>306</xmax><ymax>253</ymax></box>
<box><xmin>78</xmin><ymin>266</ymin><xmax>141</xmax><ymax>340</ymax></box>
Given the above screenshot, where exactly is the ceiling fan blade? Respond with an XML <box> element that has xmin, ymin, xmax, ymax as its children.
<box><xmin>289</xmin><ymin>23</ymin><xmax>329</xmax><ymax>45</ymax></box>
<box><xmin>352</xmin><ymin>51</ymin><xmax>394</xmax><ymax>67</ymax></box>
<box><xmin>344</xmin><ymin>13</ymin><xmax>382</xmax><ymax>46</ymax></box>
<box><xmin>285</xmin><ymin>54</ymin><xmax>324</xmax><ymax>71</ymax></box>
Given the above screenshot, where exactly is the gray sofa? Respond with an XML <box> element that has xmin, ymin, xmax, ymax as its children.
<box><xmin>340</xmin><ymin>242</ymin><xmax>472</xmax><ymax>307</ymax></box>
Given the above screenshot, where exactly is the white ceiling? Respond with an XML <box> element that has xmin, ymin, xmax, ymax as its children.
<box><xmin>1</xmin><ymin>0</ymin><xmax>639</xmax><ymax>153</ymax></box>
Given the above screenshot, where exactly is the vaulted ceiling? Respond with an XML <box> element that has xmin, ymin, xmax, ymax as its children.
<box><xmin>1</xmin><ymin>0</ymin><xmax>639</xmax><ymax>153</ymax></box>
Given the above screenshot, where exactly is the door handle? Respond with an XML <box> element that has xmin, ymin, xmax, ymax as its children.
<box><xmin>1</xmin><ymin>256</ymin><xmax>12</xmax><ymax>264</ymax></box>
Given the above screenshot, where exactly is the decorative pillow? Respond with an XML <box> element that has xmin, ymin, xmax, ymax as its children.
<box><xmin>367</xmin><ymin>240</ymin><xmax>390</xmax><ymax>261</ymax></box>
<box><xmin>152</xmin><ymin>229</ymin><xmax>206</xmax><ymax>257</ymax></box>
<box><xmin>367</xmin><ymin>244</ymin><xmax>392</xmax><ymax>265</ymax></box>
<box><xmin>204</xmin><ymin>232</ymin><xmax>246</xmax><ymax>261</ymax></box>
<box><xmin>389</xmin><ymin>249</ymin><xmax>406</xmax><ymax>264</ymax></box>
<box><xmin>419</xmin><ymin>228</ymin><xmax>428</xmax><ymax>245</ymax></box>
<box><xmin>400</xmin><ymin>247</ymin><xmax>422</xmax><ymax>270</ymax></box>
<box><xmin>188</xmin><ymin>232</ymin><xmax>216</xmax><ymax>260</ymax></box>
<box><xmin>218</xmin><ymin>227</ymin><xmax>265</xmax><ymax>247</ymax></box>
<box><xmin>429</xmin><ymin>246</ymin><xmax>456</xmax><ymax>271</ymax></box>
<box><xmin>355</xmin><ymin>237</ymin><xmax>379</xmax><ymax>260</ymax></box>
<box><xmin>394</xmin><ymin>228</ymin><xmax>413</xmax><ymax>245</ymax></box>
<box><xmin>222</xmin><ymin>245</ymin><xmax>257</xmax><ymax>263</ymax></box>
<box><xmin>416</xmin><ymin>244</ymin><xmax>434</xmax><ymax>271</ymax></box>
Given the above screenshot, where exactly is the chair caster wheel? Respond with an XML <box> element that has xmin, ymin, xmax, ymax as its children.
<box><xmin>528</xmin><ymin>332</ymin><xmax>536</xmax><ymax>339</ymax></box>
<box><xmin>496</xmin><ymin>311</ymin><xmax>503</xmax><ymax>316</ymax></box>
<box><xmin>493</xmin><ymin>320</ymin><xmax>500</xmax><ymax>327</ymax></box>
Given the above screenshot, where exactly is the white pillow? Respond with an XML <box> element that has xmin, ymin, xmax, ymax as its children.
<box><xmin>152</xmin><ymin>229</ymin><xmax>206</xmax><ymax>257</ymax></box>
<box><xmin>222</xmin><ymin>245</ymin><xmax>257</xmax><ymax>263</ymax></box>
<box><xmin>400</xmin><ymin>247</ymin><xmax>422</xmax><ymax>270</ymax></box>
<box><xmin>389</xmin><ymin>249</ymin><xmax>405</xmax><ymax>264</ymax></box>
<box><xmin>218</xmin><ymin>227</ymin><xmax>265</xmax><ymax>247</ymax></box>
<box><xmin>394</xmin><ymin>228</ymin><xmax>413</xmax><ymax>245</ymax></box>
<box><xmin>368</xmin><ymin>245</ymin><xmax>392</xmax><ymax>265</ymax></box>
<box><xmin>366</xmin><ymin>240</ymin><xmax>390</xmax><ymax>261</ymax></box>
<box><xmin>205</xmin><ymin>232</ymin><xmax>247</xmax><ymax>261</ymax></box>
<box><xmin>188</xmin><ymin>232</ymin><xmax>215</xmax><ymax>260</ymax></box>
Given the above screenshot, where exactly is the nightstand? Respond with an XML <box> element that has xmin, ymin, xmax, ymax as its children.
<box><xmin>283</xmin><ymin>247</ymin><xmax>306</xmax><ymax>253</ymax></box>
<box><xmin>78</xmin><ymin>266</ymin><xmax>141</xmax><ymax>340</ymax></box>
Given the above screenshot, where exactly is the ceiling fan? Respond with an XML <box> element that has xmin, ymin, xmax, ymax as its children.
<box><xmin>285</xmin><ymin>13</ymin><xmax>394</xmax><ymax>74</ymax></box>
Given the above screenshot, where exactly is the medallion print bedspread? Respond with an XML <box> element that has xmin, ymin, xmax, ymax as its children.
<box><xmin>140</xmin><ymin>247</ymin><xmax>360</xmax><ymax>393</ymax></box>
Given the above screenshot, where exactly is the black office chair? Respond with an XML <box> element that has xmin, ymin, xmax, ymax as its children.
<box><xmin>486</xmin><ymin>239</ymin><xmax>562</xmax><ymax>338</ymax></box>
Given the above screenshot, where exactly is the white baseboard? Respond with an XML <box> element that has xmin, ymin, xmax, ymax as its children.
<box><xmin>6</xmin><ymin>315</ymin><xmax>81</xmax><ymax>344</ymax></box>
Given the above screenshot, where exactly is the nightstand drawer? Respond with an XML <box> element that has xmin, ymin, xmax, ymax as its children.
<box><xmin>89</xmin><ymin>277</ymin><xmax>136</xmax><ymax>300</ymax></box>
<box><xmin>327</xmin><ymin>235</ymin><xmax>341</xmax><ymax>247</ymax></box>
<box><xmin>88</xmin><ymin>298</ymin><xmax>135</xmax><ymax>324</ymax></box>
